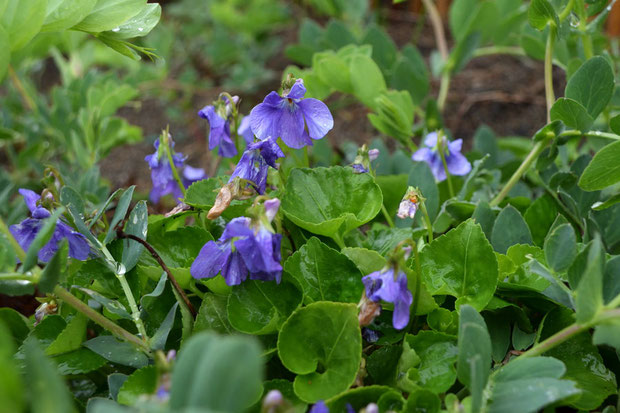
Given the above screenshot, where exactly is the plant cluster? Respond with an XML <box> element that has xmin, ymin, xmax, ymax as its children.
<box><xmin>2</xmin><ymin>0</ymin><xmax>620</xmax><ymax>413</ymax></box>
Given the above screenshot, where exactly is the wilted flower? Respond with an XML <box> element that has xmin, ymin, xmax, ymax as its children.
<box><xmin>412</xmin><ymin>131</ymin><xmax>471</xmax><ymax>182</ymax></box>
<box><xmin>351</xmin><ymin>145</ymin><xmax>379</xmax><ymax>174</ymax></box>
<box><xmin>362</xmin><ymin>268</ymin><xmax>413</xmax><ymax>330</ymax></box>
<box><xmin>250</xmin><ymin>78</ymin><xmax>333</xmax><ymax>149</ymax></box>
<box><xmin>230</xmin><ymin>138</ymin><xmax>284</xmax><ymax>194</ymax></box>
<box><xmin>145</xmin><ymin>138</ymin><xmax>206</xmax><ymax>203</ymax></box>
<box><xmin>198</xmin><ymin>95</ymin><xmax>240</xmax><ymax>157</ymax></box>
<box><xmin>191</xmin><ymin>200</ymin><xmax>282</xmax><ymax>286</ymax></box>
<box><xmin>397</xmin><ymin>187</ymin><xmax>420</xmax><ymax>219</ymax></box>
<box><xmin>10</xmin><ymin>189</ymin><xmax>90</xmax><ymax>262</ymax></box>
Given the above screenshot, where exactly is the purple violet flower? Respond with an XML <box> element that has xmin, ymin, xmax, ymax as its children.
<box><xmin>249</xmin><ymin>79</ymin><xmax>334</xmax><ymax>149</ymax></box>
<box><xmin>230</xmin><ymin>138</ymin><xmax>284</xmax><ymax>194</ymax></box>
<box><xmin>145</xmin><ymin>139</ymin><xmax>206</xmax><ymax>203</ymax></box>
<box><xmin>352</xmin><ymin>164</ymin><xmax>369</xmax><ymax>174</ymax></box>
<box><xmin>309</xmin><ymin>401</ymin><xmax>329</xmax><ymax>413</ymax></box>
<box><xmin>198</xmin><ymin>96</ymin><xmax>240</xmax><ymax>157</ymax></box>
<box><xmin>237</xmin><ymin>116</ymin><xmax>255</xmax><ymax>144</ymax></box>
<box><xmin>362</xmin><ymin>268</ymin><xmax>413</xmax><ymax>330</ymax></box>
<box><xmin>190</xmin><ymin>210</ymin><xmax>283</xmax><ymax>286</ymax></box>
<box><xmin>412</xmin><ymin>132</ymin><xmax>471</xmax><ymax>182</ymax></box>
<box><xmin>9</xmin><ymin>189</ymin><xmax>90</xmax><ymax>262</ymax></box>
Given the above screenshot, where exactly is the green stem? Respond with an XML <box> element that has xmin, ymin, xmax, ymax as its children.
<box><xmin>0</xmin><ymin>216</ymin><xmax>26</xmax><ymax>262</ymax></box>
<box><xmin>419</xmin><ymin>202</ymin><xmax>434</xmax><ymax>243</ymax></box>
<box><xmin>437</xmin><ymin>72</ymin><xmax>451</xmax><ymax>113</ymax></box>
<box><xmin>303</xmin><ymin>146</ymin><xmax>310</xmax><ymax>168</ymax></box>
<box><xmin>8</xmin><ymin>65</ymin><xmax>36</xmax><ymax>112</ymax></box>
<box><xmin>490</xmin><ymin>140</ymin><xmax>549</xmax><ymax>207</ymax></box>
<box><xmin>560</xmin><ymin>130</ymin><xmax>620</xmax><ymax>140</ymax></box>
<box><xmin>54</xmin><ymin>286</ymin><xmax>150</xmax><ymax>353</ymax></box>
<box><xmin>438</xmin><ymin>145</ymin><xmax>455</xmax><ymax>198</ymax></box>
<box><xmin>410</xmin><ymin>244</ymin><xmax>423</xmax><ymax>319</ymax></box>
<box><xmin>165</xmin><ymin>144</ymin><xmax>187</xmax><ymax>198</ymax></box>
<box><xmin>544</xmin><ymin>27</ymin><xmax>557</xmax><ymax>122</ymax></box>
<box><xmin>332</xmin><ymin>233</ymin><xmax>346</xmax><ymax>250</ymax></box>
<box><xmin>558</xmin><ymin>0</ymin><xmax>575</xmax><ymax>21</ymax></box>
<box><xmin>100</xmin><ymin>246</ymin><xmax>149</xmax><ymax>340</ymax></box>
<box><xmin>473</xmin><ymin>46</ymin><xmax>526</xmax><ymax>58</ymax></box>
<box><xmin>0</xmin><ymin>272</ymin><xmax>34</xmax><ymax>281</ymax></box>
<box><xmin>381</xmin><ymin>204</ymin><xmax>395</xmax><ymax>228</ymax></box>
<box><xmin>521</xmin><ymin>322</ymin><xmax>588</xmax><ymax>358</ymax></box>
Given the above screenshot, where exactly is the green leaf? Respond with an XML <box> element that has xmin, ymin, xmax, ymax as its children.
<box><xmin>53</xmin><ymin>347</ymin><xmax>107</xmax><ymax>375</ymax></box>
<box><xmin>42</xmin><ymin>0</ymin><xmax>97</xmax><ymax>32</ymax></box>
<box><xmin>575</xmin><ymin>236</ymin><xmax>604</xmax><ymax>323</ymax></box>
<box><xmin>23</xmin><ymin>337</ymin><xmax>74</xmax><ymax>413</ymax></box>
<box><xmin>524</xmin><ymin>195</ymin><xmax>559</xmax><ymax>246</ymax></box>
<box><xmin>349</xmin><ymin>54</ymin><xmax>387</xmax><ymax>110</ymax></box>
<box><xmin>565</xmin><ymin>56</ymin><xmax>615</xmax><ymax>120</ymax></box>
<box><xmin>0</xmin><ymin>308</ymin><xmax>30</xmax><ymax>347</ymax></box>
<box><xmin>104</xmin><ymin>186</ymin><xmax>135</xmax><ymax>244</ymax></box>
<box><xmin>45</xmin><ymin>313</ymin><xmax>88</xmax><ymax>356</ymax></box>
<box><xmin>277</xmin><ymin>302</ymin><xmax>361</xmax><ymax>402</ymax></box>
<box><xmin>528</xmin><ymin>0</ymin><xmax>559</xmax><ymax>30</ymax></box>
<box><xmin>227</xmin><ymin>279</ymin><xmax>302</xmax><ymax>334</ymax></box>
<box><xmin>22</xmin><ymin>207</ymin><xmax>64</xmax><ymax>272</ymax></box>
<box><xmin>550</xmin><ymin>98</ymin><xmax>594</xmax><ymax>132</ymax></box>
<box><xmin>543</xmin><ymin>223</ymin><xmax>577</xmax><ymax>273</ymax></box>
<box><xmin>491</xmin><ymin>205</ymin><xmax>533</xmax><ymax>254</ymax></box>
<box><xmin>326</xmin><ymin>386</ymin><xmax>395</xmax><ymax>412</ymax></box>
<box><xmin>0</xmin><ymin>0</ymin><xmax>48</xmax><ymax>50</ymax></box>
<box><xmin>121</xmin><ymin>200</ymin><xmax>147</xmax><ymax>272</ymax></box>
<box><xmin>194</xmin><ymin>293</ymin><xmax>234</xmax><ymax>335</ymax></box>
<box><xmin>361</xmin><ymin>25</ymin><xmax>397</xmax><ymax>71</ymax></box>
<box><xmin>487</xmin><ymin>357</ymin><xmax>580</xmax><ymax>413</ymax></box>
<box><xmin>73</xmin><ymin>0</ymin><xmax>147</xmax><ymax>32</ymax></box>
<box><xmin>0</xmin><ymin>26</ymin><xmax>9</xmax><ymax>83</ymax></box>
<box><xmin>281</xmin><ymin>167</ymin><xmax>382</xmax><ymax>241</ymax></box>
<box><xmin>104</xmin><ymin>3</ymin><xmax>161</xmax><ymax>39</ymax></box>
<box><xmin>471</xmin><ymin>200</ymin><xmax>495</xmax><ymax>240</ymax></box>
<box><xmin>420</xmin><ymin>220</ymin><xmax>498</xmax><ymax>310</ymax></box>
<box><xmin>457</xmin><ymin>305</ymin><xmax>491</xmax><ymax>413</ymax></box>
<box><xmin>593</xmin><ymin>320</ymin><xmax>620</xmax><ymax>350</ymax></box>
<box><xmin>0</xmin><ymin>322</ymin><xmax>24</xmax><ymax>413</ymax></box>
<box><xmin>540</xmin><ymin>308</ymin><xmax>617</xmax><ymax>410</ymax></box>
<box><xmin>390</xmin><ymin>45</ymin><xmax>429</xmax><ymax>105</ymax></box>
<box><xmin>75</xmin><ymin>287</ymin><xmax>132</xmax><ymax>320</ymax></box>
<box><xmin>284</xmin><ymin>237</ymin><xmax>363</xmax><ymax>303</ymax></box>
<box><xmin>341</xmin><ymin>247</ymin><xmax>387</xmax><ymax>274</ymax></box>
<box><xmin>83</xmin><ymin>336</ymin><xmax>148</xmax><ymax>368</ymax></box>
<box><xmin>401</xmin><ymin>331</ymin><xmax>458</xmax><ymax>393</ymax></box>
<box><xmin>184</xmin><ymin>178</ymin><xmax>220</xmax><ymax>210</ymax></box>
<box><xmin>610</xmin><ymin>114</ymin><xmax>620</xmax><ymax>134</ymax></box>
<box><xmin>117</xmin><ymin>365</ymin><xmax>157</xmax><ymax>406</ymax></box>
<box><xmin>579</xmin><ymin>140</ymin><xmax>620</xmax><ymax>191</ymax></box>
<box><xmin>313</xmin><ymin>51</ymin><xmax>352</xmax><ymax>94</ymax></box>
<box><xmin>149</xmin><ymin>303</ymin><xmax>177</xmax><ymax>350</ymax></box>
<box><xmin>447</xmin><ymin>32</ymin><xmax>480</xmax><ymax>74</ymax></box>
<box><xmin>38</xmin><ymin>240</ymin><xmax>67</xmax><ymax>294</ymax></box>
<box><xmin>170</xmin><ymin>332</ymin><xmax>263</xmax><ymax>412</ymax></box>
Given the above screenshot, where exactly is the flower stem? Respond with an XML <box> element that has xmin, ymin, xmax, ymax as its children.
<box><xmin>381</xmin><ymin>204</ymin><xmax>395</xmax><ymax>228</ymax></box>
<box><xmin>438</xmin><ymin>145</ymin><xmax>455</xmax><ymax>198</ymax></box>
<box><xmin>544</xmin><ymin>27</ymin><xmax>557</xmax><ymax>122</ymax></box>
<box><xmin>54</xmin><ymin>286</ymin><xmax>150</xmax><ymax>353</ymax></box>
<box><xmin>100</xmin><ymin>245</ymin><xmax>149</xmax><ymax>340</ymax></box>
<box><xmin>332</xmin><ymin>233</ymin><xmax>346</xmax><ymax>250</ymax></box>
<box><xmin>419</xmin><ymin>202</ymin><xmax>434</xmax><ymax>243</ymax></box>
<box><xmin>559</xmin><ymin>0</ymin><xmax>575</xmax><ymax>21</ymax></box>
<box><xmin>421</xmin><ymin>0</ymin><xmax>449</xmax><ymax>61</ymax></box>
<box><xmin>8</xmin><ymin>65</ymin><xmax>36</xmax><ymax>111</ymax></box>
<box><xmin>0</xmin><ymin>272</ymin><xmax>34</xmax><ymax>281</ymax></box>
<box><xmin>490</xmin><ymin>139</ymin><xmax>549</xmax><ymax>207</ymax></box>
<box><xmin>162</xmin><ymin>127</ymin><xmax>187</xmax><ymax>198</ymax></box>
<box><xmin>410</xmin><ymin>243</ymin><xmax>423</xmax><ymax>319</ymax></box>
<box><xmin>437</xmin><ymin>72</ymin><xmax>451</xmax><ymax>113</ymax></box>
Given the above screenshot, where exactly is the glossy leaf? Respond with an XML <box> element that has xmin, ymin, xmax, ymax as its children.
<box><xmin>528</xmin><ymin>0</ymin><xmax>558</xmax><ymax>30</ymax></box>
<box><xmin>45</xmin><ymin>312</ymin><xmax>87</xmax><ymax>356</ymax></box>
<box><xmin>0</xmin><ymin>0</ymin><xmax>48</xmax><ymax>50</ymax></box>
<box><xmin>83</xmin><ymin>336</ymin><xmax>148</xmax><ymax>368</ymax></box>
<box><xmin>575</xmin><ymin>237</ymin><xmax>604</xmax><ymax>323</ymax></box>
<box><xmin>117</xmin><ymin>365</ymin><xmax>157</xmax><ymax>406</ymax></box>
<box><xmin>281</xmin><ymin>167</ymin><xmax>382</xmax><ymax>240</ymax></box>
<box><xmin>104</xmin><ymin>3</ymin><xmax>161</xmax><ymax>39</ymax></box>
<box><xmin>73</xmin><ymin>0</ymin><xmax>147</xmax><ymax>32</ymax></box>
<box><xmin>104</xmin><ymin>186</ymin><xmax>135</xmax><ymax>244</ymax></box>
<box><xmin>277</xmin><ymin>302</ymin><xmax>361</xmax><ymax>402</ymax></box>
<box><xmin>54</xmin><ymin>348</ymin><xmax>107</xmax><ymax>375</ymax></box>
<box><xmin>284</xmin><ymin>237</ymin><xmax>363</xmax><ymax>303</ymax></box>
<box><xmin>121</xmin><ymin>200</ymin><xmax>147</xmax><ymax>272</ymax></box>
<box><xmin>42</xmin><ymin>0</ymin><xmax>97</xmax><ymax>32</ymax></box>
<box><xmin>227</xmin><ymin>279</ymin><xmax>302</xmax><ymax>334</ymax></box>
<box><xmin>420</xmin><ymin>220</ymin><xmax>498</xmax><ymax>310</ymax></box>
<box><xmin>341</xmin><ymin>247</ymin><xmax>387</xmax><ymax>274</ymax></box>
<box><xmin>194</xmin><ymin>293</ymin><xmax>234</xmax><ymax>335</ymax></box>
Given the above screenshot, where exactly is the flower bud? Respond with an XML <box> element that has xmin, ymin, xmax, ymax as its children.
<box><xmin>397</xmin><ymin>187</ymin><xmax>420</xmax><ymax>219</ymax></box>
<box><xmin>207</xmin><ymin>184</ymin><xmax>233</xmax><ymax>220</ymax></box>
<box><xmin>368</xmin><ymin>148</ymin><xmax>380</xmax><ymax>161</ymax></box>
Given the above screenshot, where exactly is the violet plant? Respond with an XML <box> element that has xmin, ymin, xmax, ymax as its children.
<box><xmin>2</xmin><ymin>1</ymin><xmax>620</xmax><ymax>413</ymax></box>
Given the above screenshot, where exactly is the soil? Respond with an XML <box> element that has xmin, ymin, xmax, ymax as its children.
<box><xmin>100</xmin><ymin>4</ymin><xmax>566</xmax><ymax>198</ymax></box>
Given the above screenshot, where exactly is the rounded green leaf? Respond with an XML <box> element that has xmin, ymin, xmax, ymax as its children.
<box><xmin>543</xmin><ymin>223</ymin><xmax>577</xmax><ymax>273</ymax></box>
<box><xmin>281</xmin><ymin>166</ymin><xmax>382</xmax><ymax>240</ymax></box>
<box><xmin>284</xmin><ymin>237</ymin><xmax>364</xmax><ymax>303</ymax></box>
<box><xmin>227</xmin><ymin>279</ymin><xmax>302</xmax><ymax>335</ymax></box>
<box><xmin>550</xmin><ymin>98</ymin><xmax>594</xmax><ymax>132</ymax></box>
<box><xmin>277</xmin><ymin>302</ymin><xmax>361</xmax><ymax>402</ymax></box>
<box><xmin>421</xmin><ymin>220</ymin><xmax>498</xmax><ymax>310</ymax></box>
<box><xmin>341</xmin><ymin>247</ymin><xmax>387</xmax><ymax>274</ymax></box>
<box><xmin>326</xmin><ymin>386</ymin><xmax>394</xmax><ymax>412</ymax></box>
<box><xmin>578</xmin><ymin>140</ymin><xmax>620</xmax><ymax>191</ymax></box>
<box><xmin>349</xmin><ymin>54</ymin><xmax>387</xmax><ymax>109</ymax></box>
<box><xmin>528</xmin><ymin>0</ymin><xmax>559</xmax><ymax>30</ymax></box>
<box><xmin>1</xmin><ymin>0</ymin><xmax>48</xmax><ymax>51</ymax></box>
<box><xmin>104</xmin><ymin>3</ymin><xmax>161</xmax><ymax>39</ymax></box>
